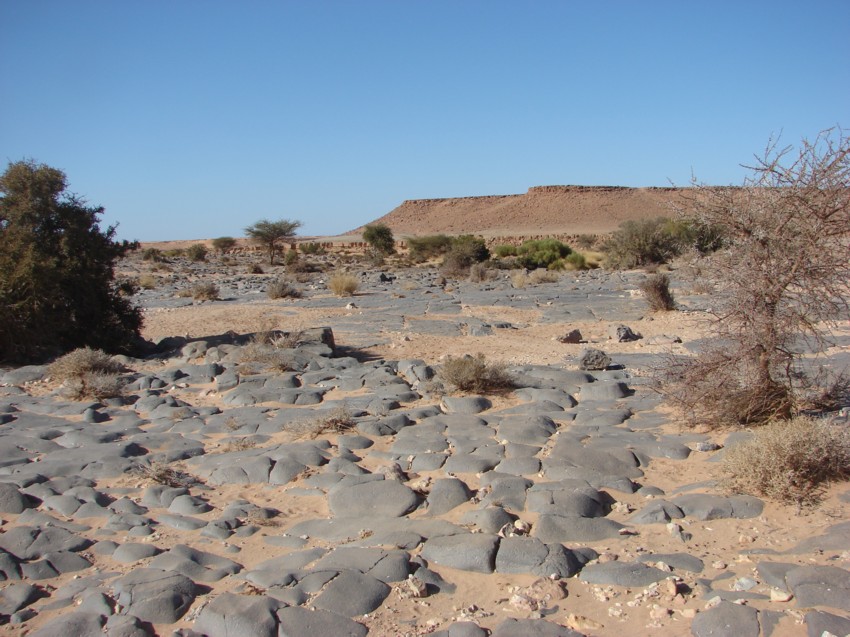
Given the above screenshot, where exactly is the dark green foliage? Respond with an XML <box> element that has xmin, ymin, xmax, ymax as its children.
<box><xmin>186</xmin><ymin>243</ymin><xmax>208</xmax><ymax>262</ymax></box>
<box><xmin>516</xmin><ymin>238</ymin><xmax>571</xmax><ymax>269</ymax></box>
<box><xmin>362</xmin><ymin>224</ymin><xmax>396</xmax><ymax>255</ymax></box>
<box><xmin>212</xmin><ymin>236</ymin><xmax>236</xmax><ymax>252</ymax></box>
<box><xmin>245</xmin><ymin>218</ymin><xmax>302</xmax><ymax>264</ymax></box>
<box><xmin>440</xmin><ymin>235</ymin><xmax>490</xmax><ymax>276</ymax></box>
<box><xmin>602</xmin><ymin>217</ymin><xmax>724</xmax><ymax>269</ymax></box>
<box><xmin>299</xmin><ymin>242</ymin><xmax>324</xmax><ymax>255</ymax></box>
<box><xmin>493</xmin><ymin>244</ymin><xmax>518</xmax><ymax>258</ymax></box>
<box><xmin>602</xmin><ymin>217</ymin><xmax>683</xmax><ymax>269</ymax></box>
<box><xmin>407</xmin><ymin>234</ymin><xmax>453</xmax><ymax>261</ymax></box>
<box><xmin>0</xmin><ymin>160</ymin><xmax>142</xmax><ymax>362</ymax></box>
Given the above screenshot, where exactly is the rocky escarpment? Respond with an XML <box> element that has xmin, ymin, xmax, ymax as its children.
<box><xmin>356</xmin><ymin>185</ymin><xmax>689</xmax><ymax>237</ymax></box>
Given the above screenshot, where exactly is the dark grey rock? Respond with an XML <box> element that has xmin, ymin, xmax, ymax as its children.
<box><xmin>534</xmin><ymin>514</ymin><xmax>624</xmax><ymax>542</ymax></box>
<box><xmin>111</xmin><ymin>567</ymin><xmax>197</xmax><ymax>623</ymax></box>
<box><xmin>29</xmin><ymin>612</ymin><xmax>105</xmax><ymax>637</ymax></box>
<box><xmin>148</xmin><ymin>544</ymin><xmax>242</xmax><ymax>582</ymax></box>
<box><xmin>690</xmin><ymin>601</ymin><xmax>760</xmax><ymax>637</ymax></box>
<box><xmin>786</xmin><ymin>565</ymin><xmax>850</xmax><ymax>611</ymax></box>
<box><xmin>421</xmin><ymin>533</ymin><xmax>499</xmax><ymax>573</ymax></box>
<box><xmin>461</xmin><ymin>506</ymin><xmax>515</xmax><ymax>534</ymax></box>
<box><xmin>636</xmin><ymin>553</ymin><xmax>704</xmax><ymax>573</ymax></box>
<box><xmin>805</xmin><ymin>611</ymin><xmax>850</xmax><ymax>637</ymax></box>
<box><xmin>491</xmin><ymin>618</ymin><xmax>584</xmax><ymax>636</ymax></box>
<box><xmin>0</xmin><ymin>482</ymin><xmax>33</xmax><ymax>513</ymax></box>
<box><xmin>610</xmin><ymin>324</ymin><xmax>641</xmax><ymax>342</ymax></box>
<box><xmin>194</xmin><ymin>592</ymin><xmax>280</xmax><ymax>637</ymax></box>
<box><xmin>441</xmin><ymin>395</ymin><xmax>492</xmax><ymax>414</ymax></box>
<box><xmin>312</xmin><ymin>570</ymin><xmax>391</xmax><ymax>616</ymax></box>
<box><xmin>112</xmin><ymin>542</ymin><xmax>161</xmax><ymax>563</ymax></box>
<box><xmin>556</xmin><ymin>329</ymin><xmax>583</xmax><ymax>344</ymax></box>
<box><xmin>578</xmin><ymin>349</ymin><xmax>611</xmax><ymax>371</ymax></box>
<box><xmin>579</xmin><ymin>561</ymin><xmax>670</xmax><ymax>587</ymax></box>
<box><xmin>431</xmin><ymin>622</ymin><xmax>489</xmax><ymax>637</ymax></box>
<box><xmin>629</xmin><ymin>500</ymin><xmax>686</xmax><ymax>524</ymax></box>
<box><xmin>0</xmin><ymin>525</ymin><xmax>91</xmax><ymax>559</ymax></box>
<box><xmin>427</xmin><ymin>478</ymin><xmax>473</xmax><ymax>515</ymax></box>
<box><xmin>276</xmin><ymin>606</ymin><xmax>367</xmax><ymax>637</ymax></box>
<box><xmin>328</xmin><ymin>478</ymin><xmax>419</xmax><ymax>518</ymax></box>
<box><xmin>673</xmin><ymin>494</ymin><xmax>764</xmax><ymax>520</ymax></box>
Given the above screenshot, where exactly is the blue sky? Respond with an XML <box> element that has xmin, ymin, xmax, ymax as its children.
<box><xmin>2</xmin><ymin>1</ymin><xmax>848</xmax><ymax>242</ymax></box>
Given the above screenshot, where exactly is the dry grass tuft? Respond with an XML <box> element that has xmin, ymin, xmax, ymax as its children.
<box><xmin>134</xmin><ymin>462</ymin><xmax>197</xmax><ymax>488</ymax></box>
<box><xmin>329</xmin><ymin>273</ymin><xmax>359</xmax><ymax>296</ymax></box>
<box><xmin>639</xmin><ymin>273</ymin><xmax>676</xmax><ymax>311</ymax></box>
<box><xmin>289</xmin><ymin>407</ymin><xmax>357</xmax><ymax>439</ymax></box>
<box><xmin>48</xmin><ymin>348</ymin><xmax>126</xmax><ymax>400</ymax></box>
<box><xmin>191</xmin><ymin>282</ymin><xmax>220</xmax><ymax>301</ymax></box>
<box><xmin>721</xmin><ymin>416</ymin><xmax>850</xmax><ymax>509</ymax></box>
<box><xmin>440</xmin><ymin>354</ymin><xmax>515</xmax><ymax>394</ymax></box>
<box><xmin>267</xmin><ymin>278</ymin><xmax>301</xmax><ymax>299</ymax></box>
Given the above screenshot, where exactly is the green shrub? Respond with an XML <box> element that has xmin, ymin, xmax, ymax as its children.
<box><xmin>299</xmin><ymin>242</ymin><xmax>324</xmax><ymax>255</ymax></box>
<box><xmin>163</xmin><ymin>248</ymin><xmax>185</xmax><ymax>258</ymax></box>
<box><xmin>138</xmin><ymin>274</ymin><xmax>157</xmax><ymax>290</ymax></box>
<box><xmin>516</xmin><ymin>239</ymin><xmax>571</xmax><ymax>269</ymax></box>
<box><xmin>283</xmin><ymin>250</ymin><xmax>299</xmax><ymax>266</ymax></box>
<box><xmin>363</xmin><ymin>224</ymin><xmax>396</xmax><ymax>255</ymax></box>
<box><xmin>602</xmin><ymin>217</ymin><xmax>705</xmax><ymax>269</ymax></box>
<box><xmin>440</xmin><ymin>235</ymin><xmax>490</xmax><ymax>277</ymax></box>
<box><xmin>563</xmin><ymin>252</ymin><xmax>587</xmax><ymax>270</ymax></box>
<box><xmin>640</xmin><ymin>273</ymin><xmax>676</xmax><ymax>311</ymax></box>
<box><xmin>212</xmin><ymin>236</ymin><xmax>237</xmax><ymax>253</ymax></box>
<box><xmin>247</xmin><ymin>263</ymin><xmax>264</xmax><ymax>274</ymax></box>
<box><xmin>0</xmin><ymin>160</ymin><xmax>142</xmax><ymax>362</ymax></box>
<box><xmin>440</xmin><ymin>354</ymin><xmax>515</xmax><ymax>394</ymax></box>
<box><xmin>186</xmin><ymin>243</ymin><xmax>208</xmax><ymax>262</ymax></box>
<box><xmin>493</xmin><ymin>244</ymin><xmax>518</xmax><ymax>258</ymax></box>
<box><xmin>267</xmin><ymin>278</ymin><xmax>301</xmax><ymax>299</ymax></box>
<box><xmin>191</xmin><ymin>282</ymin><xmax>219</xmax><ymax>301</ymax></box>
<box><xmin>722</xmin><ymin>416</ymin><xmax>850</xmax><ymax>509</ymax></box>
<box><xmin>408</xmin><ymin>235</ymin><xmax>453</xmax><ymax>262</ymax></box>
<box><xmin>329</xmin><ymin>273</ymin><xmax>358</xmax><ymax>296</ymax></box>
<box><xmin>468</xmin><ymin>262</ymin><xmax>494</xmax><ymax>282</ymax></box>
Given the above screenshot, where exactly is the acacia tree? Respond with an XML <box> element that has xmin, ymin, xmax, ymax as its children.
<box><xmin>244</xmin><ymin>219</ymin><xmax>301</xmax><ymax>264</ymax></box>
<box><xmin>661</xmin><ymin>129</ymin><xmax>850</xmax><ymax>426</ymax></box>
<box><xmin>0</xmin><ymin>160</ymin><xmax>142</xmax><ymax>362</ymax></box>
<box><xmin>362</xmin><ymin>223</ymin><xmax>396</xmax><ymax>256</ymax></box>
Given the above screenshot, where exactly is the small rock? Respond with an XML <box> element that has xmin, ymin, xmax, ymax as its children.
<box><xmin>680</xmin><ymin>608</ymin><xmax>698</xmax><ymax>619</ymax></box>
<box><xmin>556</xmin><ymin>329</ymin><xmax>583</xmax><ymax>344</ymax></box>
<box><xmin>732</xmin><ymin>577</ymin><xmax>758</xmax><ymax>591</ymax></box>
<box><xmin>650</xmin><ymin>605</ymin><xmax>672</xmax><ymax>620</ymax></box>
<box><xmin>769</xmin><ymin>588</ymin><xmax>793</xmax><ymax>602</ymax></box>
<box><xmin>609</xmin><ymin>324</ymin><xmax>641</xmax><ymax>342</ymax></box>
<box><xmin>578</xmin><ymin>348</ymin><xmax>611</xmax><ymax>371</ymax></box>
<box><xmin>690</xmin><ymin>442</ymin><xmax>722</xmax><ymax>452</ymax></box>
<box><xmin>509</xmin><ymin>593</ymin><xmax>538</xmax><ymax>612</ymax></box>
<box><xmin>566</xmin><ymin>613</ymin><xmax>604</xmax><ymax>631</ymax></box>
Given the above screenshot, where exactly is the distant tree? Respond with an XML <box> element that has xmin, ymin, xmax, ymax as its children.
<box><xmin>212</xmin><ymin>236</ymin><xmax>236</xmax><ymax>253</ymax></box>
<box><xmin>362</xmin><ymin>223</ymin><xmax>396</xmax><ymax>255</ymax></box>
<box><xmin>660</xmin><ymin>129</ymin><xmax>850</xmax><ymax>426</ymax></box>
<box><xmin>0</xmin><ymin>159</ymin><xmax>142</xmax><ymax>362</ymax></box>
<box><xmin>244</xmin><ymin>219</ymin><xmax>302</xmax><ymax>265</ymax></box>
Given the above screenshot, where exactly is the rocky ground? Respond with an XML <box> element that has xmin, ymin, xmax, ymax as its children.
<box><xmin>1</xmin><ymin>251</ymin><xmax>849</xmax><ymax>637</ymax></box>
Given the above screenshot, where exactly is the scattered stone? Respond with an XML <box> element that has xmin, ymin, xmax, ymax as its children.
<box><xmin>577</xmin><ymin>349</ymin><xmax>611</xmax><ymax>371</ymax></box>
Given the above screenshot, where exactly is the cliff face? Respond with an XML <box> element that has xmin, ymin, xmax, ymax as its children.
<box><xmin>356</xmin><ymin>185</ymin><xmax>688</xmax><ymax>236</ymax></box>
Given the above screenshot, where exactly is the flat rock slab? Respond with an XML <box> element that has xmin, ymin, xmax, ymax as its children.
<box><xmin>312</xmin><ymin>570</ymin><xmax>391</xmax><ymax>616</ymax></box>
<box><xmin>579</xmin><ymin>561</ymin><xmax>671</xmax><ymax>587</ymax></box>
<box><xmin>421</xmin><ymin>533</ymin><xmax>499</xmax><ymax>573</ymax></box>
<box><xmin>672</xmin><ymin>494</ymin><xmax>764</xmax><ymax>520</ymax></box>
<box><xmin>534</xmin><ymin>514</ymin><xmax>624</xmax><ymax>543</ymax></box>
<box><xmin>194</xmin><ymin>592</ymin><xmax>281</xmax><ymax>637</ymax></box>
<box><xmin>111</xmin><ymin>567</ymin><xmax>197</xmax><ymax>623</ymax></box>
<box><xmin>328</xmin><ymin>479</ymin><xmax>419</xmax><ymax>518</ymax></box>
<box><xmin>491</xmin><ymin>618</ymin><xmax>585</xmax><ymax>636</ymax></box>
<box><xmin>276</xmin><ymin>606</ymin><xmax>368</xmax><ymax>637</ymax></box>
<box><xmin>785</xmin><ymin>565</ymin><xmax>850</xmax><ymax>611</ymax></box>
<box><xmin>690</xmin><ymin>601</ymin><xmax>760</xmax><ymax>637</ymax></box>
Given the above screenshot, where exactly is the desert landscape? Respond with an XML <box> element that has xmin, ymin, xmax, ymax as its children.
<box><xmin>1</xmin><ymin>184</ymin><xmax>849</xmax><ymax>637</ymax></box>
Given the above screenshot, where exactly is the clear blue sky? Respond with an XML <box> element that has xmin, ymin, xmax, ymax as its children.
<box><xmin>2</xmin><ymin>1</ymin><xmax>848</xmax><ymax>242</ymax></box>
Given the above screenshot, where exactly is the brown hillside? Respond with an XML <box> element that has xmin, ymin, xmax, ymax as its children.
<box><xmin>357</xmin><ymin>185</ymin><xmax>690</xmax><ymax>237</ymax></box>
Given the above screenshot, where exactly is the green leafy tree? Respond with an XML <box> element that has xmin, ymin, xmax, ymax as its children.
<box><xmin>362</xmin><ymin>223</ymin><xmax>396</xmax><ymax>255</ymax></box>
<box><xmin>244</xmin><ymin>218</ymin><xmax>302</xmax><ymax>264</ymax></box>
<box><xmin>0</xmin><ymin>160</ymin><xmax>142</xmax><ymax>362</ymax></box>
